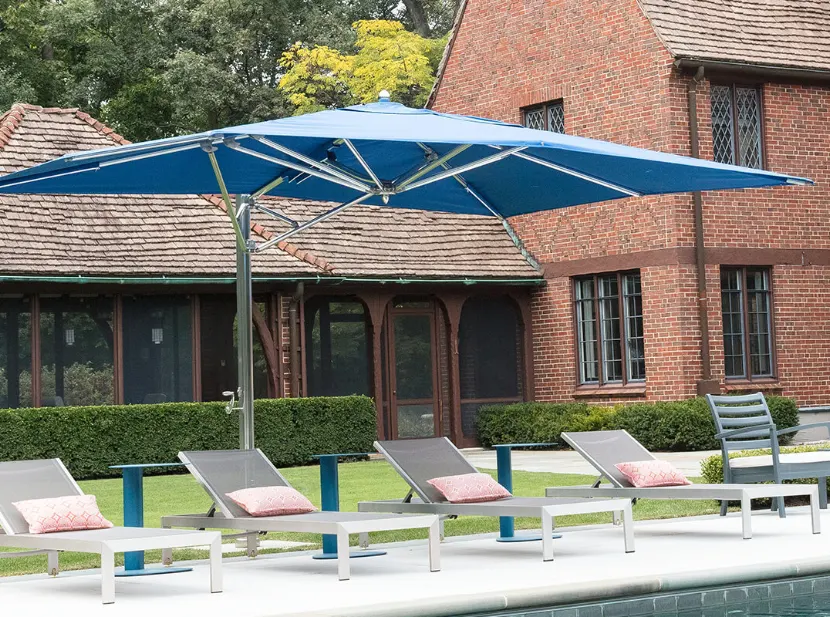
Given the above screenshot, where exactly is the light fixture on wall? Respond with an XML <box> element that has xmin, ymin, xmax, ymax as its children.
<box><xmin>64</xmin><ymin>328</ymin><xmax>75</xmax><ymax>346</ymax></box>
<box><xmin>151</xmin><ymin>328</ymin><xmax>164</xmax><ymax>345</ymax></box>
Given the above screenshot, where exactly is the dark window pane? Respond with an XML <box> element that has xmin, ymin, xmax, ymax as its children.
<box><xmin>524</xmin><ymin>108</ymin><xmax>544</xmax><ymax>130</ymax></box>
<box><xmin>304</xmin><ymin>298</ymin><xmax>370</xmax><ymax>397</ymax></box>
<box><xmin>711</xmin><ymin>85</ymin><xmax>735</xmax><ymax>165</ymax></box>
<box><xmin>746</xmin><ymin>269</ymin><xmax>773</xmax><ymax>377</ymax></box>
<box><xmin>736</xmin><ymin>87</ymin><xmax>762</xmax><ymax>169</ymax></box>
<box><xmin>40</xmin><ymin>297</ymin><xmax>114</xmax><ymax>407</ymax></box>
<box><xmin>575</xmin><ymin>277</ymin><xmax>598</xmax><ymax>384</ymax></box>
<box><xmin>123</xmin><ymin>296</ymin><xmax>193</xmax><ymax>404</ymax></box>
<box><xmin>394</xmin><ymin>314</ymin><xmax>433</xmax><ymax>400</ymax></box>
<box><xmin>623</xmin><ymin>273</ymin><xmax>645</xmax><ymax>381</ymax></box>
<box><xmin>459</xmin><ymin>298</ymin><xmax>521</xmax><ymax>402</ymax></box>
<box><xmin>0</xmin><ymin>298</ymin><xmax>32</xmax><ymax>408</ymax></box>
<box><xmin>548</xmin><ymin>102</ymin><xmax>565</xmax><ymax>133</ymax></box>
<box><xmin>598</xmin><ymin>275</ymin><xmax>622</xmax><ymax>382</ymax></box>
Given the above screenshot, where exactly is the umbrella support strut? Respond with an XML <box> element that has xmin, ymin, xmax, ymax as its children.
<box><xmin>236</xmin><ymin>194</ymin><xmax>256</xmax><ymax>450</ymax></box>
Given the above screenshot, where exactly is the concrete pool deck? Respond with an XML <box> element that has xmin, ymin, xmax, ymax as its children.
<box><xmin>4</xmin><ymin>507</ymin><xmax>830</xmax><ymax>617</ymax></box>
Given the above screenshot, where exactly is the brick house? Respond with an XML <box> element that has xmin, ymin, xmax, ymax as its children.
<box><xmin>0</xmin><ymin>104</ymin><xmax>542</xmax><ymax>446</ymax></box>
<box><xmin>430</xmin><ymin>0</ymin><xmax>830</xmax><ymax>405</ymax></box>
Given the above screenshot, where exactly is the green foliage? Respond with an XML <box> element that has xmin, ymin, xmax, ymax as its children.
<box><xmin>477</xmin><ymin>396</ymin><xmax>800</xmax><ymax>452</ymax></box>
<box><xmin>0</xmin><ymin>396</ymin><xmax>376</xmax><ymax>480</ymax></box>
<box><xmin>279</xmin><ymin>20</ymin><xmax>447</xmax><ymax>114</ymax></box>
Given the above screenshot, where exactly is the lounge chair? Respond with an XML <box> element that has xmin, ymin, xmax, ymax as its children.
<box><xmin>357</xmin><ymin>437</ymin><xmax>635</xmax><ymax>561</ymax></box>
<box><xmin>0</xmin><ymin>459</ymin><xmax>222</xmax><ymax>604</ymax></box>
<box><xmin>160</xmin><ymin>449</ymin><xmax>440</xmax><ymax>580</ymax></box>
<box><xmin>545</xmin><ymin>430</ymin><xmax>821</xmax><ymax>539</ymax></box>
<box><xmin>707</xmin><ymin>392</ymin><xmax>830</xmax><ymax>516</ymax></box>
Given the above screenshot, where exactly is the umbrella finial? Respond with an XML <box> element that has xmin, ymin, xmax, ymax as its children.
<box><xmin>378</xmin><ymin>90</ymin><xmax>391</xmax><ymax>102</ymax></box>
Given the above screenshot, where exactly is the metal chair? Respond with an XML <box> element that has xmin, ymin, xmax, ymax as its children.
<box><xmin>706</xmin><ymin>392</ymin><xmax>830</xmax><ymax>517</ymax></box>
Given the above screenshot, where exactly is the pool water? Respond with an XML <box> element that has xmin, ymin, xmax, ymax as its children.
<box><xmin>472</xmin><ymin>575</ymin><xmax>830</xmax><ymax>617</ymax></box>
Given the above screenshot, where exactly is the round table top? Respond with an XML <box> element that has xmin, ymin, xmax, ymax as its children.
<box><xmin>312</xmin><ymin>453</ymin><xmax>372</xmax><ymax>459</ymax></box>
<box><xmin>493</xmin><ymin>442</ymin><xmax>557</xmax><ymax>449</ymax></box>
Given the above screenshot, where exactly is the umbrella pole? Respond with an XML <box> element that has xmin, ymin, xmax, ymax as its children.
<box><xmin>235</xmin><ymin>194</ymin><xmax>256</xmax><ymax>450</ymax></box>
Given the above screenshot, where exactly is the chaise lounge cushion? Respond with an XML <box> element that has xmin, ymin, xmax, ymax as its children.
<box><xmin>226</xmin><ymin>486</ymin><xmax>317</xmax><ymax>516</ymax></box>
<box><xmin>614</xmin><ymin>460</ymin><xmax>692</xmax><ymax>488</ymax></box>
<box><xmin>427</xmin><ymin>472</ymin><xmax>512</xmax><ymax>503</ymax></box>
<box><xmin>13</xmin><ymin>495</ymin><xmax>114</xmax><ymax>534</ymax></box>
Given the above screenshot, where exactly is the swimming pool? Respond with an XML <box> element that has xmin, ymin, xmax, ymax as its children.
<box><xmin>474</xmin><ymin>574</ymin><xmax>830</xmax><ymax>617</ymax></box>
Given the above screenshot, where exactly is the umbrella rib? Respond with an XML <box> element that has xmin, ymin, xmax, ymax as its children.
<box><xmin>506</xmin><ymin>150</ymin><xmax>642</xmax><ymax>198</ymax></box>
<box><xmin>397</xmin><ymin>144</ymin><xmax>472</xmax><ymax>189</ymax></box>
<box><xmin>252</xmin><ymin>137</ymin><xmax>375</xmax><ymax>193</ymax></box>
<box><xmin>206</xmin><ymin>149</ymin><xmax>248</xmax><ymax>253</ymax></box>
<box><xmin>228</xmin><ymin>142</ymin><xmax>372</xmax><ymax>194</ymax></box>
<box><xmin>0</xmin><ymin>166</ymin><xmax>97</xmax><ymax>191</ymax></box>
<box><xmin>98</xmin><ymin>142</ymin><xmax>207</xmax><ymax>168</ymax></box>
<box><xmin>343</xmin><ymin>139</ymin><xmax>383</xmax><ymax>190</ymax></box>
<box><xmin>251</xmin><ymin>202</ymin><xmax>299</xmax><ymax>229</ymax></box>
<box><xmin>398</xmin><ymin>146</ymin><xmax>526</xmax><ymax>192</ymax></box>
<box><xmin>254</xmin><ymin>193</ymin><xmax>373</xmax><ymax>252</ymax></box>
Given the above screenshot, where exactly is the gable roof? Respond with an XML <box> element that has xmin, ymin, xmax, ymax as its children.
<box><xmin>638</xmin><ymin>0</ymin><xmax>830</xmax><ymax>72</ymax></box>
<box><xmin>0</xmin><ymin>104</ymin><xmax>540</xmax><ymax>282</ymax></box>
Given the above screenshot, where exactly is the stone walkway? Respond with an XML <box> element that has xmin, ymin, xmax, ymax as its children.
<box><xmin>463</xmin><ymin>447</ymin><xmax>720</xmax><ymax>477</ymax></box>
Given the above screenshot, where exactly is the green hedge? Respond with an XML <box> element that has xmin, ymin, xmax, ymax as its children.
<box><xmin>0</xmin><ymin>396</ymin><xmax>376</xmax><ymax>480</ymax></box>
<box><xmin>477</xmin><ymin>396</ymin><xmax>799</xmax><ymax>451</ymax></box>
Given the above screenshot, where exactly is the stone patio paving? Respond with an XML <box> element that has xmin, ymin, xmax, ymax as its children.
<box><xmin>3</xmin><ymin>506</ymin><xmax>828</xmax><ymax>617</ymax></box>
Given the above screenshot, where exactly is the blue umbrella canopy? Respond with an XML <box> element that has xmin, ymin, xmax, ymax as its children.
<box><xmin>0</xmin><ymin>97</ymin><xmax>810</xmax><ymax>221</ymax></box>
<box><xmin>0</xmin><ymin>95</ymin><xmax>810</xmax><ymax>450</ymax></box>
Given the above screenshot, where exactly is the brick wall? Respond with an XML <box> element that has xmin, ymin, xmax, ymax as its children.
<box><xmin>433</xmin><ymin>0</ymin><xmax>830</xmax><ymax>406</ymax></box>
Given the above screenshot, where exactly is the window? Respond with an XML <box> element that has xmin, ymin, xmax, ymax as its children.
<box><xmin>574</xmin><ymin>272</ymin><xmax>645</xmax><ymax>386</ymax></box>
<box><xmin>711</xmin><ymin>84</ymin><xmax>763</xmax><ymax>168</ymax></box>
<box><xmin>122</xmin><ymin>296</ymin><xmax>193</xmax><ymax>404</ymax></box>
<box><xmin>523</xmin><ymin>100</ymin><xmax>565</xmax><ymax>133</ymax></box>
<box><xmin>304</xmin><ymin>297</ymin><xmax>370</xmax><ymax>397</ymax></box>
<box><xmin>39</xmin><ymin>297</ymin><xmax>114</xmax><ymax>407</ymax></box>
<box><xmin>721</xmin><ymin>267</ymin><xmax>774</xmax><ymax>379</ymax></box>
<box><xmin>458</xmin><ymin>297</ymin><xmax>523</xmax><ymax>438</ymax></box>
<box><xmin>0</xmin><ymin>298</ymin><xmax>32</xmax><ymax>409</ymax></box>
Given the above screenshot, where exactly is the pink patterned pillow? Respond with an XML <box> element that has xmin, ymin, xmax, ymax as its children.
<box><xmin>614</xmin><ymin>460</ymin><xmax>692</xmax><ymax>488</ymax></box>
<box><xmin>13</xmin><ymin>495</ymin><xmax>114</xmax><ymax>534</ymax></box>
<box><xmin>226</xmin><ymin>486</ymin><xmax>317</xmax><ymax>516</ymax></box>
<box><xmin>427</xmin><ymin>473</ymin><xmax>512</xmax><ymax>503</ymax></box>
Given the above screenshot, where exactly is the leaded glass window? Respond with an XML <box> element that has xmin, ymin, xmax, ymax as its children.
<box><xmin>523</xmin><ymin>100</ymin><xmax>565</xmax><ymax>133</ymax></box>
<box><xmin>721</xmin><ymin>267</ymin><xmax>774</xmax><ymax>379</ymax></box>
<box><xmin>575</xmin><ymin>272</ymin><xmax>645</xmax><ymax>386</ymax></box>
<box><xmin>711</xmin><ymin>85</ymin><xmax>763</xmax><ymax>169</ymax></box>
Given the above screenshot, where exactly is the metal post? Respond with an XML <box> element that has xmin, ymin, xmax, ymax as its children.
<box><xmin>122</xmin><ymin>467</ymin><xmax>145</xmax><ymax>571</ymax></box>
<box><xmin>236</xmin><ymin>194</ymin><xmax>255</xmax><ymax>450</ymax></box>
<box><xmin>495</xmin><ymin>445</ymin><xmax>515</xmax><ymax>539</ymax></box>
<box><xmin>319</xmin><ymin>456</ymin><xmax>339</xmax><ymax>556</ymax></box>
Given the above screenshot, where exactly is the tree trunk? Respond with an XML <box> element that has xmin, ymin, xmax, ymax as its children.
<box><xmin>402</xmin><ymin>0</ymin><xmax>432</xmax><ymax>37</ymax></box>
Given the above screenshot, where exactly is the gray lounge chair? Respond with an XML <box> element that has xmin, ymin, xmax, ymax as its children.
<box><xmin>160</xmin><ymin>449</ymin><xmax>440</xmax><ymax>580</ymax></box>
<box><xmin>707</xmin><ymin>392</ymin><xmax>830</xmax><ymax>516</ymax></box>
<box><xmin>0</xmin><ymin>459</ymin><xmax>222</xmax><ymax>604</ymax></box>
<box><xmin>357</xmin><ymin>437</ymin><xmax>635</xmax><ymax>560</ymax></box>
<box><xmin>546</xmin><ymin>430</ymin><xmax>820</xmax><ymax>539</ymax></box>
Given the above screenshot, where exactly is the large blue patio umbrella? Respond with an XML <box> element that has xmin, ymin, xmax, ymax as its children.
<box><xmin>0</xmin><ymin>93</ymin><xmax>811</xmax><ymax>449</ymax></box>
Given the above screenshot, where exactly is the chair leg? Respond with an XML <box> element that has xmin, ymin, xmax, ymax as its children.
<box><xmin>209</xmin><ymin>535</ymin><xmax>223</xmax><ymax>594</ymax></box>
<box><xmin>438</xmin><ymin>518</ymin><xmax>445</xmax><ymax>542</ymax></box>
<box><xmin>428</xmin><ymin>519</ymin><xmax>441</xmax><ymax>572</ymax></box>
<box><xmin>47</xmin><ymin>551</ymin><xmax>59</xmax><ymax>576</ymax></box>
<box><xmin>541</xmin><ymin>509</ymin><xmax>555</xmax><ymax>562</ymax></box>
<box><xmin>741</xmin><ymin>494</ymin><xmax>752</xmax><ymax>539</ymax></box>
<box><xmin>100</xmin><ymin>546</ymin><xmax>116</xmax><ymax>605</ymax></box>
<box><xmin>336</xmin><ymin>528</ymin><xmax>350</xmax><ymax>581</ymax></box>
<box><xmin>358</xmin><ymin>532</ymin><xmax>369</xmax><ymax>549</ymax></box>
<box><xmin>819</xmin><ymin>478</ymin><xmax>828</xmax><ymax>509</ymax></box>
<box><xmin>777</xmin><ymin>496</ymin><xmax>786</xmax><ymax>518</ymax></box>
<box><xmin>621</xmin><ymin>502</ymin><xmax>635</xmax><ymax>553</ymax></box>
<box><xmin>811</xmin><ymin>487</ymin><xmax>822</xmax><ymax>535</ymax></box>
<box><xmin>720</xmin><ymin>500</ymin><xmax>728</xmax><ymax>517</ymax></box>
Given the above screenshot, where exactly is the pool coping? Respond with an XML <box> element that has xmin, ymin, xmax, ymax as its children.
<box><xmin>296</xmin><ymin>555</ymin><xmax>830</xmax><ymax>617</ymax></box>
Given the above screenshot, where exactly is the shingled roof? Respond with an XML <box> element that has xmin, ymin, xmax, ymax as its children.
<box><xmin>638</xmin><ymin>0</ymin><xmax>830</xmax><ymax>72</ymax></box>
<box><xmin>0</xmin><ymin>104</ymin><xmax>540</xmax><ymax>281</ymax></box>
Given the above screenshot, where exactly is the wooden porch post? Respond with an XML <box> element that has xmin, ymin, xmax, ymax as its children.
<box><xmin>510</xmin><ymin>289</ymin><xmax>536</xmax><ymax>402</ymax></box>
<box><xmin>437</xmin><ymin>293</ymin><xmax>465</xmax><ymax>445</ymax></box>
<box><xmin>358</xmin><ymin>292</ymin><xmax>393</xmax><ymax>440</ymax></box>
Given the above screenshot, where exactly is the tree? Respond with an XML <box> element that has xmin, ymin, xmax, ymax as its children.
<box><xmin>279</xmin><ymin>20</ymin><xmax>446</xmax><ymax>114</ymax></box>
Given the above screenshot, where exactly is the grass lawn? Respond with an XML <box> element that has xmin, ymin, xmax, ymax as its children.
<box><xmin>0</xmin><ymin>461</ymin><xmax>720</xmax><ymax>577</ymax></box>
